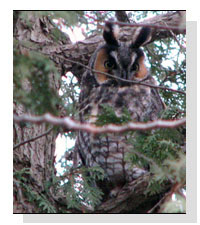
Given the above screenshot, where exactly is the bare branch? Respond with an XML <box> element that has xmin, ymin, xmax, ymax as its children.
<box><xmin>14</xmin><ymin>113</ymin><xmax>186</xmax><ymax>134</ymax></box>
<box><xmin>13</xmin><ymin>127</ymin><xmax>53</xmax><ymax>150</ymax></box>
<box><xmin>57</xmin><ymin>55</ymin><xmax>186</xmax><ymax>95</ymax></box>
<box><xmin>105</xmin><ymin>20</ymin><xmax>185</xmax><ymax>32</ymax></box>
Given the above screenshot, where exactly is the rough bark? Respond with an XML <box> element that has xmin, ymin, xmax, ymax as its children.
<box><xmin>13</xmin><ymin>11</ymin><xmax>185</xmax><ymax>213</ymax></box>
<box><xmin>13</xmin><ymin>101</ymin><xmax>58</xmax><ymax>213</ymax></box>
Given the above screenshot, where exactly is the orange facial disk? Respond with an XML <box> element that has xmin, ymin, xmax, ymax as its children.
<box><xmin>94</xmin><ymin>48</ymin><xmax>110</xmax><ymax>84</ymax></box>
<box><xmin>134</xmin><ymin>56</ymin><xmax>148</xmax><ymax>79</ymax></box>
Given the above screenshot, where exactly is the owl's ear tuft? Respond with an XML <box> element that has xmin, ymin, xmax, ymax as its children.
<box><xmin>103</xmin><ymin>21</ymin><xmax>119</xmax><ymax>47</ymax></box>
<box><xmin>131</xmin><ymin>27</ymin><xmax>151</xmax><ymax>48</ymax></box>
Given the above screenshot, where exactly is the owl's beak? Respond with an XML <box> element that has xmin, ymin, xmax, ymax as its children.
<box><xmin>121</xmin><ymin>70</ymin><xmax>129</xmax><ymax>80</ymax></box>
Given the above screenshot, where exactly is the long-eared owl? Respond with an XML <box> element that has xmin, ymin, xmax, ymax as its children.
<box><xmin>74</xmin><ymin>22</ymin><xmax>165</xmax><ymax>194</ymax></box>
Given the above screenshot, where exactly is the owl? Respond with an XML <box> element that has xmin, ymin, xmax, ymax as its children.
<box><xmin>74</xmin><ymin>22</ymin><xmax>165</xmax><ymax>196</ymax></box>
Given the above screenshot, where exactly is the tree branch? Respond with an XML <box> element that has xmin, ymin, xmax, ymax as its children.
<box><xmin>54</xmin><ymin>54</ymin><xmax>186</xmax><ymax>95</ymax></box>
<box><xmin>108</xmin><ymin>20</ymin><xmax>185</xmax><ymax>32</ymax></box>
<box><xmin>95</xmin><ymin>173</ymin><xmax>171</xmax><ymax>213</ymax></box>
<box><xmin>13</xmin><ymin>113</ymin><xmax>186</xmax><ymax>134</ymax></box>
<box><xmin>13</xmin><ymin>127</ymin><xmax>53</xmax><ymax>150</ymax></box>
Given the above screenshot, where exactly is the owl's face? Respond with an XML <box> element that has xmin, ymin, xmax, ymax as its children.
<box><xmin>91</xmin><ymin>23</ymin><xmax>151</xmax><ymax>85</ymax></box>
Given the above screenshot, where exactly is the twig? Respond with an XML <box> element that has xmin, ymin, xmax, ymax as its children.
<box><xmin>13</xmin><ymin>113</ymin><xmax>186</xmax><ymax>134</ymax></box>
<box><xmin>148</xmin><ymin>182</ymin><xmax>185</xmax><ymax>213</ymax></box>
<box><xmin>176</xmin><ymin>189</ymin><xmax>186</xmax><ymax>200</ymax></box>
<box><xmin>56</xmin><ymin>55</ymin><xmax>186</xmax><ymax>95</ymax></box>
<box><xmin>162</xmin><ymin>20</ymin><xmax>186</xmax><ymax>50</ymax></box>
<box><xmin>13</xmin><ymin>127</ymin><xmax>53</xmax><ymax>150</ymax></box>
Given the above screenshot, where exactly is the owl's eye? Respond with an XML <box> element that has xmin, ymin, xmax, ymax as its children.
<box><xmin>131</xmin><ymin>62</ymin><xmax>139</xmax><ymax>71</ymax></box>
<box><xmin>104</xmin><ymin>60</ymin><xmax>115</xmax><ymax>70</ymax></box>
